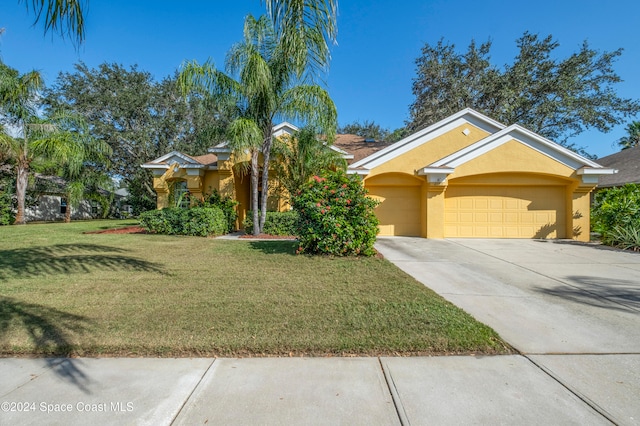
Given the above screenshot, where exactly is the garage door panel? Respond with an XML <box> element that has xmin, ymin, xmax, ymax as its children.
<box><xmin>505</xmin><ymin>199</ymin><xmax>519</xmax><ymax>210</ymax></box>
<box><xmin>445</xmin><ymin>185</ymin><xmax>566</xmax><ymax>238</ymax></box>
<box><xmin>368</xmin><ymin>186</ymin><xmax>421</xmax><ymax>236</ymax></box>
<box><xmin>475</xmin><ymin>212</ymin><xmax>488</xmax><ymax>222</ymax></box>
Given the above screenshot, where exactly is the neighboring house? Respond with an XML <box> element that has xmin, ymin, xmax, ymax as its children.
<box><xmin>592</xmin><ymin>146</ymin><xmax>640</xmax><ymax>188</ymax></box>
<box><xmin>142</xmin><ymin>108</ymin><xmax>615</xmax><ymax>241</ymax></box>
<box><xmin>114</xmin><ymin>187</ymin><xmax>133</xmax><ymax>216</ymax></box>
<box><xmin>22</xmin><ymin>174</ymin><xmax>125</xmax><ymax>222</ymax></box>
<box><xmin>24</xmin><ymin>174</ymin><xmax>98</xmax><ymax>222</ymax></box>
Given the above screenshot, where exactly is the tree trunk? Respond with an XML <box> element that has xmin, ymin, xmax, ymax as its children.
<box><xmin>259</xmin><ymin>129</ymin><xmax>274</xmax><ymax>234</ymax></box>
<box><xmin>251</xmin><ymin>149</ymin><xmax>260</xmax><ymax>236</ymax></box>
<box><xmin>14</xmin><ymin>160</ymin><xmax>29</xmax><ymax>225</ymax></box>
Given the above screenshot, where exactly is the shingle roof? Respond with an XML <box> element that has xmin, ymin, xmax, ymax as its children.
<box><xmin>188</xmin><ymin>153</ymin><xmax>218</xmax><ymax>166</ymax></box>
<box><xmin>333</xmin><ymin>134</ymin><xmax>395</xmax><ymax>164</ymax></box>
<box><xmin>595</xmin><ymin>146</ymin><xmax>640</xmax><ymax>187</ymax></box>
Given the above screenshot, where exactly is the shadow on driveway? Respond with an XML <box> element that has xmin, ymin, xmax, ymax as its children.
<box><xmin>535</xmin><ymin>276</ymin><xmax>640</xmax><ymax>313</ymax></box>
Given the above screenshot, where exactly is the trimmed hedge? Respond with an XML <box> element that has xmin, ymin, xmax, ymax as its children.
<box><xmin>139</xmin><ymin>206</ymin><xmax>227</xmax><ymax>237</ymax></box>
<box><xmin>244</xmin><ymin>210</ymin><xmax>299</xmax><ymax>236</ymax></box>
<box><xmin>194</xmin><ymin>189</ymin><xmax>238</xmax><ymax>233</ymax></box>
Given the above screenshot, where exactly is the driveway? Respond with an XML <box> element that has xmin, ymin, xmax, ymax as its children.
<box><xmin>376</xmin><ymin>237</ymin><xmax>640</xmax><ymax>424</ymax></box>
<box><xmin>376</xmin><ymin>237</ymin><xmax>640</xmax><ymax>354</ymax></box>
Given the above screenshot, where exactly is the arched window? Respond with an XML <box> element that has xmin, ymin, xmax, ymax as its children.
<box><xmin>172</xmin><ymin>180</ymin><xmax>189</xmax><ymax>208</ymax></box>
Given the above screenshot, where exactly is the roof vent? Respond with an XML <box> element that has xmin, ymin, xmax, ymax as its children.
<box><xmin>462</xmin><ymin>128</ymin><xmax>471</xmax><ymax>136</ymax></box>
<box><xmin>364</xmin><ymin>138</ymin><xmax>376</xmax><ymax>143</ymax></box>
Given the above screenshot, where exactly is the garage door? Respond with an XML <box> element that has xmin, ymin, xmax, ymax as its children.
<box><xmin>444</xmin><ymin>186</ymin><xmax>566</xmax><ymax>238</ymax></box>
<box><xmin>368</xmin><ymin>186</ymin><xmax>421</xmax><ymax>236</ymax></box>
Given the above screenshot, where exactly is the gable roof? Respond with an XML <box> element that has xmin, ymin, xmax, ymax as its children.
<box><xmin>141</xmin><ymin>150</ymin><xmax>218</xmax><ymax>170</ymax></box>
<box><xmin>595</xmin><ymin>146</ymin><xmax>640</xmax><ymax>187</ymax></box>
<box><xmin>348</xmin><ymin>108</ymin><xmax>614</xmax><ymax>178</ymax></box>
<box><xmin>429</xmin><ymin>123</ymin><xmax>602</xmax><ymax>170</ymax></box>
<box><xmin>272</xmin><ymin>122</ymin><xmax>299</xmax><ymax>138</ymax></box>
<box><xmin>349</xmin><ymin>108</ymin><xmax>505</xmax><ymax>170</ymax></box>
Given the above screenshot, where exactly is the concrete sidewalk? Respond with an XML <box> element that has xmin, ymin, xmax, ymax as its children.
<box><xmin>0</xmin><ymin>356</ymin><xmax>614</xmax><ymax>425</ymax></box>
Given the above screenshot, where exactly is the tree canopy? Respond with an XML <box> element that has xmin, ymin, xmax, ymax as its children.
<box><xmin>339</xmin><ymin>120</ymin><xmax>390</xmax><ymax>140</ymax></box>
<box><xmin>408</xmin><ymin>32</ymin><xmax>640</xmax><ymax>154</ymax></box>
<box><xmin>44</xmin><ymin>62</ymin><xmax>228</xmax><ymax>213</ymax></box>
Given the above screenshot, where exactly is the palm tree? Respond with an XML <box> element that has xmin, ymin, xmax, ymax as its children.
<box><xmin>179</xmin><ymin>14</ymin><xmax>337</xmax><ymax>235</ymax></box>
<box><xmin>618</xmin><ymin>121</ymin><xmax>640</xmax><ymax>150</ymax></box>
<box><xmin>272</xmin><ymin>126</ymin><xmax>346</xmax><ymax>197</ymax></box>
<box><xmin>19</xmin><ymin>0</ymin><xmax>86</xmax><ymax>44</ymax></box>
<box><xmin>0</xmin><ymin>62</ymin><xmax>43</xmax><ymax>224</ymax></box>
<box><xmin>0</xmin><ymin>62</ymin><xmax>109</xmax><ymax>224</ymax></box>
<box><xmin>43</xmin><ymin>112</ymin><xmax>112</xmax><ymax>222</ymax></box>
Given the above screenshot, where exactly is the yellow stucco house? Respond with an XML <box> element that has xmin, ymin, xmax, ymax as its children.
<box><xmin>142</xmin><ymin>108</ymin><xmax>616</xmax><ymax>241</ymax></box>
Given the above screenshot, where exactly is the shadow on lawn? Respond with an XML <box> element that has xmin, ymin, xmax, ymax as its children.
<box><xmin>95</xmin><ymin>221</ymin><xmax>139</xmax><ymax>230</ymax></box>
<box><xmin>535</xmin><ymin>275</ymin><xmax>640</xmax><ymax>313</ymax></box>
<box><xmin>0</xmin><ymin>244</ymin><xmax>166</xmax><ymax>280</ymax></box>
<box><xmin>0</xmin><ymin>297</ymin><xmax>93</xmax><ymax>393</ymax></box>
<box><xmin>248</xmin><ymin>240</ymin><xmax>298</xmax><ymax>255</ymax></box>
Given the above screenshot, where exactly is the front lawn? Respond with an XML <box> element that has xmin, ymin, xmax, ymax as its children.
<box><xmin>0</xmin><ymin>220</ymin><xmax>511</xmax><ymax>356</ymax></box>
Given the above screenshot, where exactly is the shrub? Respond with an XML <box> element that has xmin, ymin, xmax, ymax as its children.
<box><xmin>244</xmin><ymin>210</ymin><xmax>299</xmax><ymax>236</ymax></box>
<box><xmin>194</xmin><ymin>189</ymin><xmax>239</xmax><ymax>233</ymax></box>
<box><xmin>292</xmin><ymin>170</ymin><xmax>379</xmax><ymax>256</ymax></box>
<box><xmin>592</xmin><ymin>184</ymin><xmax>640</xmax><ymax>250</ymax></box>
<box><xmin>139</xmin><ymin>206</ymin><xmax>226</xmax><ymax>237</ymax></box>
<box><xmin>183</xmin><ymin>207</ymin><xmax>228</xmax><ymax>237</ymax></box>
<box><xmin>0</xmin><ymin>190</ymin><xmax>14</xmax><ymax>226</ymax></box>
<box><xmin>602</xmin><ymin>223</ymin><xmax>640</xmax><ymax>251</ymax></box>
<box><xmin>592</xmin><ymin>184</ymin><xmax>640</xmax><ymax>234</ymax></box>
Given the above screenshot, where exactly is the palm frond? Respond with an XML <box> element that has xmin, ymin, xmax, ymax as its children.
<box><xmin>226</xmin><ymin>118</ymin><xmax>263</xmax><ymax>154</ymax></box>
<box><xmin>21</xmin><ymin>0</ymin><xmax>86</xmax><ymax>44</ymax></box>
<box><xmin>263</xmin><ymin>0</ymin><xmax>338</xmax><ymax>78</ymax></box>
<box><xmin>278</xmin><ymin>85</ymin><xmax>337</xmax><ymax>140</ymax></box>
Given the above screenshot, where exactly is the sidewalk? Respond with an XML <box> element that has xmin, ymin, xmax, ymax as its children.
<box><xmin>0</xmin><ymin>355</ymin><xmax>616</xmax><ymax>425</ymax></box>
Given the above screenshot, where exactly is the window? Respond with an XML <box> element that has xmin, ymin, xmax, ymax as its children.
<box><xmin>173</xmin><ymin>181</ymin><xmax>189</xmax><ymax>208</ymax></box>
<box><xmin>60</xmin><ymin>198</ymin><xmax>67</xmax><ymax>214</ymax></box>
<box><xmin>90</xmin><ymin>200</ymin><xmax>98</xmax><ymax>215</ymax></box>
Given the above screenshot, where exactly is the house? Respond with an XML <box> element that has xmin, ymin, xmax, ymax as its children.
<box><xmin>17</xmin><ymin>174</ymin><xmax>127</xmax><ymax>222</ymax></box>
<box><xmin>23</xmin><ymin>174</ymin><xmax>98</xmax><ymax>222</ymax></box>
<box><xmin>142</xmin><ymin>109</ymin><xmax>615</xmax><ymax>241</ymax></box>
<box><xmin>592</xmin><ymin>146</ymin><xmax>640</xmax><ymax>188</ymax></box>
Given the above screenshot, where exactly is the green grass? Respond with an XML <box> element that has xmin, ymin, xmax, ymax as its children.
<box><xmin>0</xmin><ymin>220</ymin><xmax>512</xmax><ymax>357</ymax></box>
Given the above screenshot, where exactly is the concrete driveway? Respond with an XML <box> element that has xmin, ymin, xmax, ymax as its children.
<box><xmin>376</xmin><ymin>237</ymin><xmax>640</xmax><ymax>354</ymax></box>
<box><xmin>376</xmin><ymin>237</ymin><xmax>640</xmax><ymax>424</ymax></box>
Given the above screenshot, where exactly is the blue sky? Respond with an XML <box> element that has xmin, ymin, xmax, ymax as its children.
<box><xmin>1</xmin><ymin>0</ymin><xmax>638</xmax><ymax>158</ymax></box>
